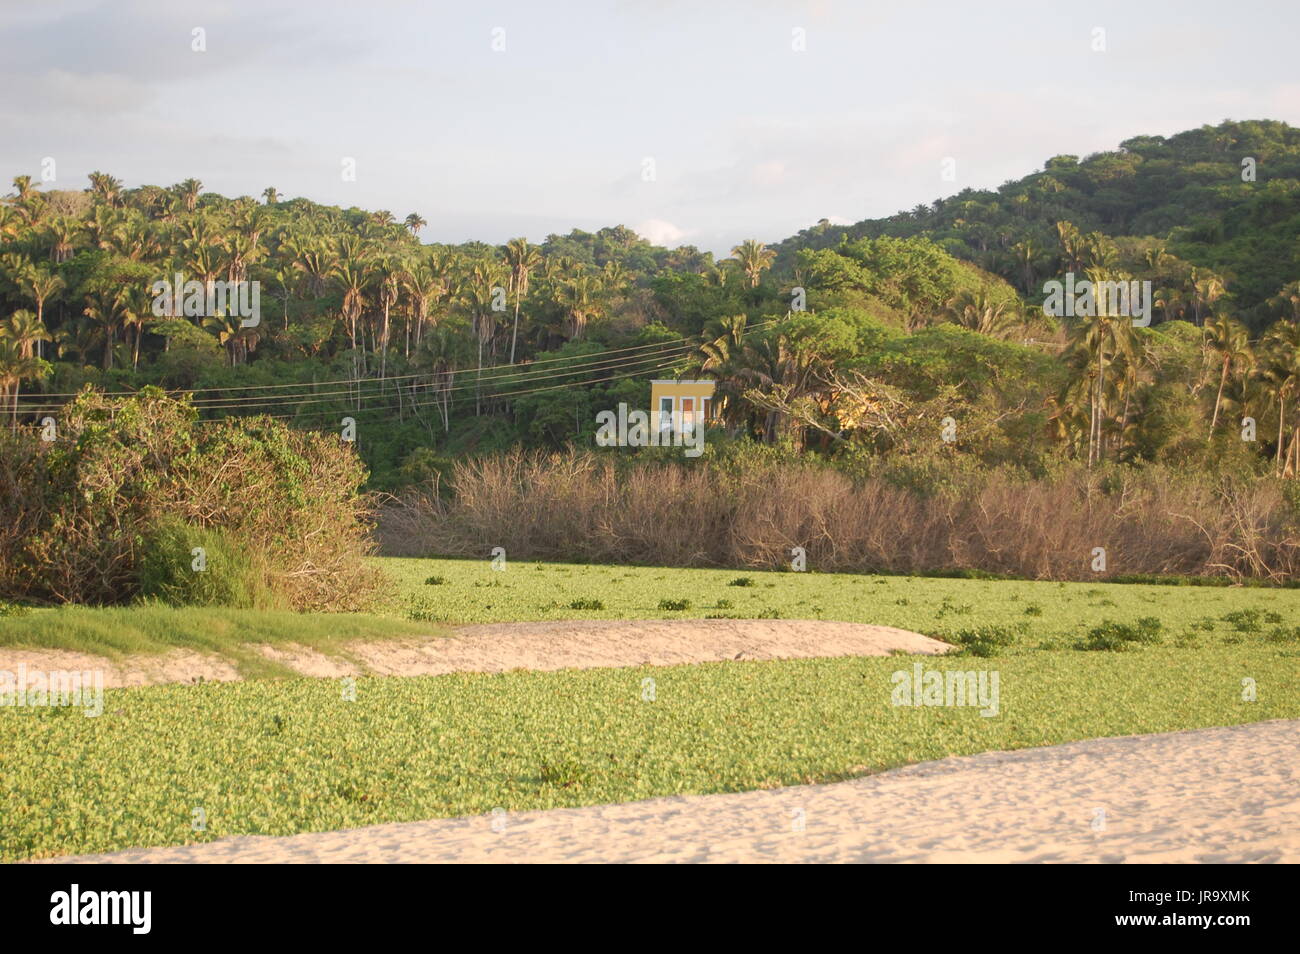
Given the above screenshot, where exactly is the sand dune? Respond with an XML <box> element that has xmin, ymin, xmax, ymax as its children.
<box><xmin>0</xmin><ymin>619</ymin><xmax>950</xmax><ymax>688</ymax></box>
<box><xmin>50</xmin><ymin>719</ymin><xmax>1299</xmax><ymax>864</ymax></box>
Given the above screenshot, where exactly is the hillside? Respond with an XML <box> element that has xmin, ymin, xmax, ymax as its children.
<box><xmin>774</xmin><ymin>119</ymin><xmax>1300</xmax><ymax>322</ymax></box>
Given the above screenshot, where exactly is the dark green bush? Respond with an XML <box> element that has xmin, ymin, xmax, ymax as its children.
<box><xmin>1076</xmin><ymin>617</ymin><xmax>1164</xmax><ymax>651</ymax></box>
<box><xmin>951</xmin><ymin>624</ymin><xmax>1019</xmax><ymax>657</ymax></box>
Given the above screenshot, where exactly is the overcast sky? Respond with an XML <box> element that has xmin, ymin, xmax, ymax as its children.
<box><xmin>2</xmin><ymin>0</ymin><xmax>1298</xmax><ymax>255</ymax></box>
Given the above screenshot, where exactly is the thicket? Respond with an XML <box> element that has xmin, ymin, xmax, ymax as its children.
<box><xmin>0</xmin><ymin>388</ymin><xmax>378</xmax><ymax>608</ymax></box>
<box><xmin>379</xmin><ymin>446</ymin><xmax>1300</xmax><ymax>583</ymax></box>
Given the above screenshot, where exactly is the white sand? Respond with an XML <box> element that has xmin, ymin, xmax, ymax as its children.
<box><xmin>49</xmin><ymin>719</ymin><xmax>1299</xmax><ymax>864</ymax></box>
<box><xmin>0</xmin><ymin>619</ymin><xmax>951</xmax><ymax>687</ymax></box>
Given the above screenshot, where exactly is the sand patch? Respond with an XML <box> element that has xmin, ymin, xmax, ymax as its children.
<box><xmin>48</xmin><ymin>719</ymin><xmax>1300</xmax><ymax>864</ymax></box>
<box><xmin>0</xmin><ymin>619</ymin><xmax>949</xmax><ymax>688</ymax></box>
<box><xmin>0</xmin><ymin>647</ymin><xmax>239</xmax><ymax>689</ymax></box>
<box><xmin>255</xmin><ymin>643</ymin><xmax>360</xmax><ymax>678</ymax></box>
<box><xmin>350</xmin><ymin>619</ymin><xmax>951</xmax><ymax>676</ymax></box>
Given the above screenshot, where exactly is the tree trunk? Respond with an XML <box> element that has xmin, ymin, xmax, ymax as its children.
<box><xmin>1277</xmin><ymin>395</ymin><xmax>1286</xmax><ymax>475</ymax></box>
<box><xmin>1210</xmin><ymin>356</ymin><xmax>1229</xmax><ymax>434</ymax></box>
<box><xmin>510</xmin><ymin>294</ymin><xmax>521</xmax><ymax>365</ymax></box>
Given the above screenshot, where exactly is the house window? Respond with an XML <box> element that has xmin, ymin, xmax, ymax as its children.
<box><xmin>658</xmin><ymin>396</ymin><xmax>674</xmax><ymax>434</ymax></box>
<box><xmin>681</xmin><ymin>397</ymin><xmax>695</xmax><ymax>435</ymax></box>
<box><xmin>701</xmin><ymin>397</ymin><xmax>712</xmax><ymax>424</ymax></box>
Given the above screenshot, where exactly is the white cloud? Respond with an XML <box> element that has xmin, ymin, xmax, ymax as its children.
<box><xmin>634</xmin><ymin>218</ymin><xmax>689</xmax><ymax>246</ymax></box>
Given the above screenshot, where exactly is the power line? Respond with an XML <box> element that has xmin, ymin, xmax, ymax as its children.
<box><xmin>13</xmin><ymin>341</ymin><xmax>699</xmax><ymax>414</ymax></box>
<box><xmin>21</xmin><ymin>318</ymin><xmax>778</xmax><ymax>402</ymax></box>
<box><xmin>190</xmin><ymin>352</ymin><xmax>688</xmax><ymax>424</ymax></box>
<box><xmin>188</xmin><ymin>349</ymin><xmax>692</xmax><ymax>413</ymax></box>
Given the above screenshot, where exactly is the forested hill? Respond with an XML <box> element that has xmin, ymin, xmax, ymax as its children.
<box><xmin>5</xmin><ymin>119</ymin><xmax>1300</xmax><ymax>489</ymax></box>
<box><xmin>774</xmin><ymin>119</ymin><xmax>1300</xmax><ymax>318</ymax></box>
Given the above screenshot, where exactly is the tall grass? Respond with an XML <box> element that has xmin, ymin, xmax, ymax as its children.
<box><xmin>0</xmin><ymin>604</ymin><xmax>433</xmax><ymax>657</ymax></box>
<box><xmin>379</xmin><ymin>450</ymin><xmax>1300</xmax><ymax>582</ymax></box>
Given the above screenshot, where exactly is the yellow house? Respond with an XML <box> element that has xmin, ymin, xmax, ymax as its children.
<box><xmin>650</xmin><ymin>379</ymin><xmax>717</xmax><ymax>437</ymax></box>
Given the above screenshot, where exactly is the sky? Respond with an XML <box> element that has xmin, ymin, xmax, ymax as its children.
<box><xmin>2</xmin><ymin>0</ymin><xmax>1299</xmax><ymax>256</ymax></box>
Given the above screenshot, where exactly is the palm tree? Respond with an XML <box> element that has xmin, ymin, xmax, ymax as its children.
<box><xmin>201</xmin><ymin>313</ymin><xmax>258</xmax><ymax>367</ymax></box>
<box><xmin>44</xmin><ymin>216</ymin><xmax>80</xmax><ymax>263</ymax></box>
<box><xmin>1189</xmin><ymin>268</ymin><xmax>1226</xmax><ymax>327</ymax></box>
<box><xmin>5</xmin><ymin>261</ymin><xmax>60</xmax><ymax>359</ymax></box>
<box><xmin>87</xmin><ymin>171</ymin><xmax>123</xmax><ymax>207</ymax></box>
<box><xmin>404</xmin><ymin>213</ymin><xmax>427</xmax><ymax>235</ymax></box>
<box><xmin>402</xmin><ymin>261</ymin><xmax>445</xmax><ymax>354</ymax></box>
<box><xmin>0</xmin><ymin>206</ymin><xmax>21</xmax><ymax>242</ymax></box>
<box><xmin>1144</xmin><ymin>246</ymin><xmax>1172</xmax><ymax>285</ymax></box>
<box><xmin>1010</xmin><ymin>240</ymin><xmax>1040</xmax><ymax>294</ymax></box>
<box><xmin>697</xmin><ymin>314</ymin><xmax>752</xmax><ymax>430</ymax></box>
<box><xmin>262</xmin><ymin>187</ymin><xmax>280</xmax><ymax>205</ymax></box>
<box><xmin>1064</xmin><ymin>269</ymin><xmax>1139</xmax><ymax>465</ymax></box>
<box><xmin>562</xmin><ymin>272</ymin><xmax>600</xmax><ymax>341</ymax></box>
<box><xmin>1267</xmin><ymin>281</ymin><xmax>1300</xmax><ymax>324</ymax></box>
<box><xmin>175</xmin><ymin>178</ymin><xmax>204</xmax><ymax>214</ymax></box>
<box><xmin>1260</xmin><ymin>321</ymin><xmax>1300</xmax><ymax>476</ymax></box>
<box><xmin>0</xmin><ymin>336</ymin><xmax>44</xmax><ymax>427</ymax></box>
<box><xmin>1054</xmin><ymin>220</ymin><xmax>1089</xmax><ymax>273</ymax></box>
<box><xmin>727</xmin><ymin>239</ymin><xmax>776</xmax><ymax>288</ymax></box>
<box><xmin>944</xmin><ymin>290</ymin><xmax>1016</xmax><ymax>338</ymax></box>
<box><xmin>1203</xmin><ymin>316</ymin><xmax>1254</xmax><ymax>434</ymax></box>
<box><xmin>289</xmin><ymin>237</ymin><xmax>334</xmax><ymax>297</ymax></box>
<box><xmin>462</xmin><ymin>265</ymin><xmax>504</xmax><ymax>415</ymax></box>
<box><xmin>0</xmin><ymin>309</ymin><xmax>50</xmax><ymax>362</ymax></box>
<box><xmin>82</xmin><ymin>289</ymin><xmax>130</xmax><ymax>370</ymax></box>
<box><xmin>333</xmin><ymin>257</ymin><xmax>373</xmax><ymax>380</ymax></box>
<box><xmin>503</xmin><ymin>238</ymin><xmax>541</xmax><ymax>363</ymax></box>
<box><xmin>376</xmin><ymin>260</ymin><xmax>403</xmax><ymax>378</ymax></box>
<box><xmin>10</xmin><ymin>175</ymin><xmax>34</xmax><ymax>203</ymax></box>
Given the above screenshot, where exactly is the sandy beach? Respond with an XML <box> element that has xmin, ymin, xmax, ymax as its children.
<box><xmin>48</xmin><ymin>719</ymin><xmax>1299</xmax><ymax>864</ymax></box>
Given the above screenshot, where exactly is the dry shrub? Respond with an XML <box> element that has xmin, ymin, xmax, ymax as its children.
<box><xmin>379</xmin><ymin>449</ymin><xmax>1300</xmax><ymax>582</ymax></box>
<box><xmin>3</xmin><ymin>387</ymin><xmax>379</xmax><ymax>609</ymax></box>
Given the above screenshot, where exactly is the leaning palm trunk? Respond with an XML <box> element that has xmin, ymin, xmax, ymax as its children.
<box><xmin>1210</xmin><ymin>356</ymin><xmax>1230</xmax><ymax>434</ymax></box>
<box><xmin>1278</xmin><ymin>396</ymin><xmax>1287</xmax><ymax>475</ymax></box>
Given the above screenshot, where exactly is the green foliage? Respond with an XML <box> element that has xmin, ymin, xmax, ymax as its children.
<box><xmin>0</xmin><ymin>604</ymin><xmax>430</xmax><ymax>665</ymax></box>
<box><xmin>4</xmin><ymin>642</ymin><xmax>1296</xmax><ymax>860</ymax></box>
<box><xmin>6</xmin><ymin>119</ymin><xmax>1300</xmax><ymax>500</ymax></box>
<box><xmin>2</xmin><ymin>388</ymin><xmax>377</xmax><ymax>609</ymax></box>
<box><xmin>950</xmin><ymin>624</ymin><xmax>1020</xmax><ymax>657</ymax></box>
<box><xmin>777</xmin><ymin>120</ymin><xmax>1300</xmax><ymax>317</ymax></box>
<box><xmin>137</xmin><ymin>519</ymin><xmax>278</xmax><ymax>609</ymax></box>
<box><xmin>1077</xmin><ymin>617</ymin><xmax>1164</xmax><ymax>651</ymax></box>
